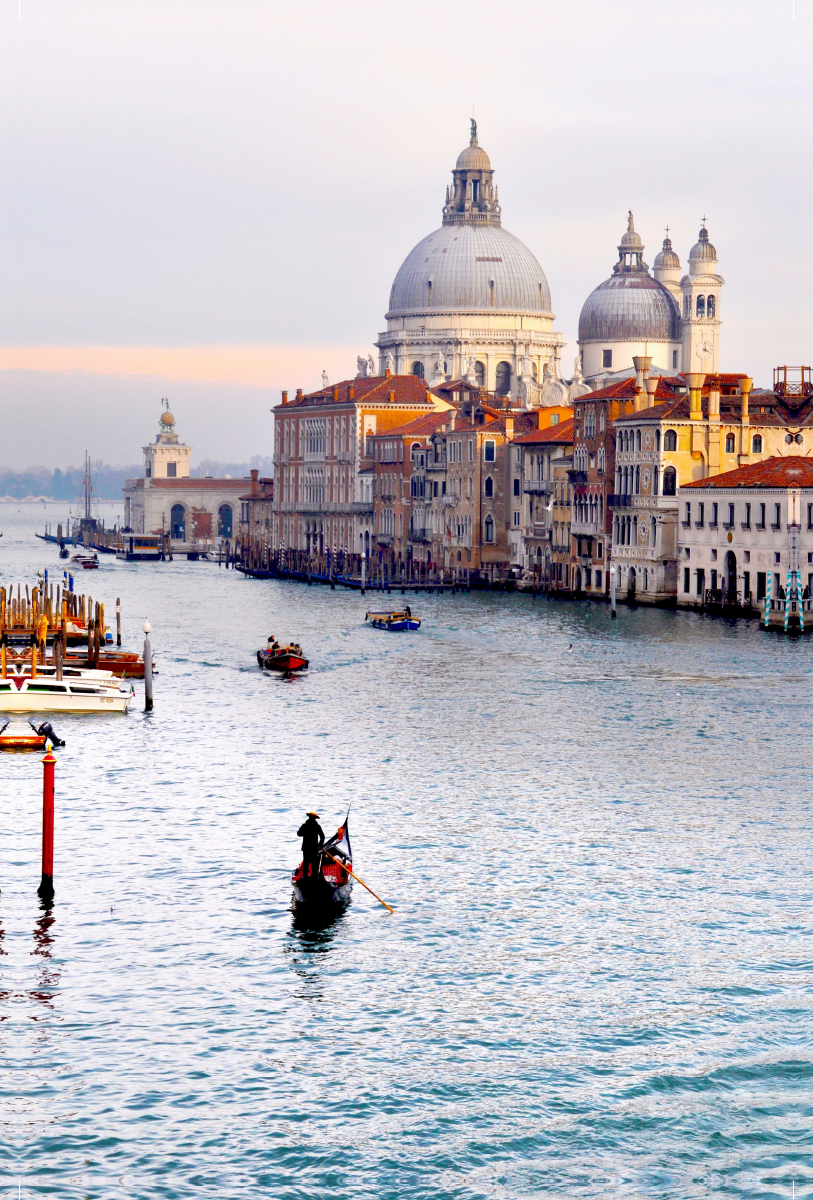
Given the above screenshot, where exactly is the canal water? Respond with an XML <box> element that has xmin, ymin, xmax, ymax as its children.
<box><xmin>2</xmin><ymin>503</ymin><xmax>810</xmax><ymax>1199</ymax></box>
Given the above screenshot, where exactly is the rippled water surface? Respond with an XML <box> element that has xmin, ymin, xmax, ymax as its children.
<box><xmin>2</xmin><ymin>503</ymin><xmax>811</xmax><ymax>1198</ymax></box>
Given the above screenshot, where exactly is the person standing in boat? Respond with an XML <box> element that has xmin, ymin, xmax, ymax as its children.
<box><xmin>297</xmin><ymin>811</ymin><xmax>325</xmax><ymax>878</ymax></box>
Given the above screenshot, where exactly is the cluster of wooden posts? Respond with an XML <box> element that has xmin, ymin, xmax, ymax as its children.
<box><xmin>0</xmin><ymin>579</ymin><xmax>122</xmax><ymax>679</ymax></box>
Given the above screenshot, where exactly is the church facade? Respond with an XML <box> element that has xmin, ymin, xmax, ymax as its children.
<box><xmin>375</xmin><ymin>123</ymin><xmax>565</xmax><ymax>403</ymax></box>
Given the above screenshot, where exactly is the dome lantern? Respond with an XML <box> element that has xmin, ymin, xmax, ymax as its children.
<box><xmin>613</xmin><ymin>211</ymin><xmax>647</xmax><ymax>274</ymax></box>
<box><xmin>442</xmin><ymin>119</ymin><xmax>501</xmax><ymax>228</ymax></box>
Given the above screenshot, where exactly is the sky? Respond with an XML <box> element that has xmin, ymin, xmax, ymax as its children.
<box><xmin>0</xmin><ymin>0</ymin><xmax>810</xmax><ymax>466</ymax></box>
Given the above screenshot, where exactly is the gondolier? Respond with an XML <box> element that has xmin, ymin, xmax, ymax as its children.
<box><xmin>297</xmin><ymin>811</ymin><xmax>324</xmax><ymax>879</ymax></box>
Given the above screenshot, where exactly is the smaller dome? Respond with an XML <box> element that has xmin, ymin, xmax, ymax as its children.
<box><xmin>160</xmin><ymin>410</ymin><xmax>175</xmax><ymax>428</ymax></box>
<box><xmin>619</xmin><ymin>211</ymin><xmax>643</xmax><ymax>250</ymax></box>
<box><xmin>690</xmin><ymin>225</ymin><xmax>717</xmax><ymax>263</ymax></box>
<box><xmin>654</xmin><ymin>235</ymin><xmax>680</xmax><ymax>270</ymax></box>
<box><xmin>456</xmin><ymin>140</ymin><xmax>491</xmax><ymax>171</ymax></box>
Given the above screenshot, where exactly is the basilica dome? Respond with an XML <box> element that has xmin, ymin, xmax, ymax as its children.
<box><xmin>579</xmin><ymin>213</ymin><xmax>680</xmax><ymax>343</ymax></box>
<box><xmin>387</xmin><ymin>222</ymin><xmax>552</xmax><ymax>316</ymax></box>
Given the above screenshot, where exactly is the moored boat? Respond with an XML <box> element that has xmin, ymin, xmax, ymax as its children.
<box><xmin>0</xmin><ymin>666</ymin><xmax>133</xmax><ymax>713</ymax></box>
<box><xmin>0</xmin><ymin>718</ymin><xmax>65</xmax><ymax>750</ymax></box>
<box><xmin>365</xmin><ymin>609</ymin><xmax>421</xmax><ymax>631</ymax></box>
<box><xmin>292</xmin><ymin>815</ymin><xmax>353</xmax><ymax>907</ymax></box>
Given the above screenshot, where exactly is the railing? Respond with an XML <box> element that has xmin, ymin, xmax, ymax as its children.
<box><xmin>607</xmin><ymin>495</ymin><xmax>631</xmax><ymax>508</ymax></box>
<box><xmin>426</xmin><ymin>459</ymin><xmax>446</xmax><ymax>471</ymax></box>
<box><xmin>568</xmin><ymin>470</ymin><xmax>588</xmax><ymax>484</ymax></box>
<box><xmin>523</xmin><ymin>480</ymin><xmax>553</xmax><ymax>494</ymax></box>
<box><xmin>571</xmin><ymin>519</ymin><xmax>600</xmax><ymax>536</ymax></box>
<box><xmin>409</xmin><ymin>528</ymin><xmax>430</xmax><ymax>542</ymax></box>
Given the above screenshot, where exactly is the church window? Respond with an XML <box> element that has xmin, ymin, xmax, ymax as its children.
<box><xmin>752</xmin><ymin>434</ymin><xmax>763</xmax><ymax>453</ymax></box>
<box><xmin>495</xmin><ymin>361</ymin><xmax>512</xmax><ymax>396</ymax></box>
<box><xmin>673</xmin><ymin>350</ymin><xmax>679</xmax><ymax>369</ymax></box>
<box><xmin>475</xmin><ymin>361</ymin><xmax>485</xmax><ymax>387</ymax></box>
<box><xmin>602</xmin><ymin>349</ymin><xmax>612</xmax><ymax>369</ymax></box>
<box><xmin>707</xmin><ymin>295</ymin><xmax>716</xmax><ymax>318</ymax></box>
<box><xmin>725</xmin><ymin>433</ymin><xmax>735</xmax><ymax>453</ymax></box>
<box><xmin>484</xmin><ymin>515</ymin><xmax>494</xmax><ymax>543</ymax></box>
<box><xmin>696</xmin><ymin>295</ymin><xmax>706</xmax><ymax>318</ymax></box>
<box><xmin>411</xmin><ymin>361</ymin><xmax>425</xmax><ymax>379</ymax></box>
<box><xmin>484</xmin><ymin>440</ymin><xmax>496</xmax><ymax>463</ymax></box>
<box><xmin>664</xmin><ymin>429</ymin><xmax>677</xmax><ymax>451</ymax></box>
<box><xmin>663</xmin><ymin>467</ymin><xmax>677</xmax><ymax>496</ymax></box>
<box><xmin>484</xmin><ymin>476</ymin><xmax>494</xmax><ymax>497</ymax></box>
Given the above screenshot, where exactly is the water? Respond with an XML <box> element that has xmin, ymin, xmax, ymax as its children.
<box><xmin>2</xmin><ymin>502</ymin><xmax>811</xmax><ymax>1198</ymax></box>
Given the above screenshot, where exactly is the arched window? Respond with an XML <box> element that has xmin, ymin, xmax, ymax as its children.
<box><xmin>484</xmin><ymin>514</ymin><xmax>494</xmax><ymax>543</ymax></box>
<box><xmin>663</xmin><ymin>467</ymin><xmax>677</xmax><ymax>496</ymax></box>
<box><xmin>664</xmin><ymin>429</ymin><xmax>677</xmax><ymax>451</ymax></box>
<box><xmin>475</xmin><ymin>361</ymin><xmax>485</xmax><ymax>387</ymax></box>
<box><xmin>655</xmin><ymin>429</ymin><xmax>661</xmax><ymax>452</ymax></box>
<box><xmin>218</xmin><ymin>504</ymin><xmax>233</xmax><ymax>538</ymax></box>
<box><xmin>484</xmin><ymin>476</ymin><xmax>494</xmax><ymax>498</ymax></box>
<box><xmin>752</xmin><ymin>434</ymin><xmax>763</xmax><ymax>453</ymax></box>
<box><xmin>725</xmin><ymin>433</ymin><xmax>736</xmax><ymax>453</ymax></box>
<box><xmin>696</xmin><ymin>294</ymin><xmax>706</xmax><ymax>318</ymax></box>
<box><xmin>170</xmin><ymin>503</ymin><xmax>186</xmax><ymax>539</ymax></box>
<box><xmin>495</xmin><ymin>361</ymin><xmax>512</xmax><ymax>396</ymax></box>
<box><xmin>483</xmin><ymin>439</ymin><xmax>496</xmax><ymax>463</ymax></box>
<box><xmin>411</xmin><ymin>361</ymin><xmax>425</xmax><ymax>379</ymax></box>
<box><xmin>707</xmin><ymin>295</ymin><xmax>716</xmax><ymax>318</ymax></box>
<box><xmin>635</xmin><ymin>465</ymin><xmax>640</xmax><ymax>494</ymax></box>
<box><xmin>653</xmin><ymin>468</ymin><xmax>659</xmax><ymax>496</ymax></box>
<box><xmin>636</xmin><ymin>429</ymin><xmax>642</xmax><ymax>451</ymax></box>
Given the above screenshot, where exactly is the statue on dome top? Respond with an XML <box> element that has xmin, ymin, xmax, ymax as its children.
<box><xmin>470</xmin><ymin>117</ymin><xmax>477</xmax><ymax>143</ymax></box>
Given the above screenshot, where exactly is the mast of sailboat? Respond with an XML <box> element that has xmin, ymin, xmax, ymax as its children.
<box><xmin>84</xmin><ymin>451</ymin><xmax>92</xmax><ymax>523</ymax></box>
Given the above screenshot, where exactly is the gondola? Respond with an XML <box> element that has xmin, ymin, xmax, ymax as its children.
<box><xmin>256</xmin><ymin>643</ymin><xmax>309</xmax><ymax>676</ymax></box>
<box><xmin>365</xmin><ymin>609</ymin><xmax>421</xmax><ymax>631</ymax></box>
<box><xmin>292</xmin><ymin>814</ymin><xmax>353</xmax><ymax>907</ymax></box>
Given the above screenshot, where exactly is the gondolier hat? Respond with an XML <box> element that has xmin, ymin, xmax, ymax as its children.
<box><xmin>306</xmin><ymin>811</ymin><xmax>319</xmax><ymax>817</ymax></box>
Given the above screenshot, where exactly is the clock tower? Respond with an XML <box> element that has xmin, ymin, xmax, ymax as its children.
<box><xmin>680</xmin><ymin>223</ymin><xmax>723</xmax><ymax>374</ymax></box>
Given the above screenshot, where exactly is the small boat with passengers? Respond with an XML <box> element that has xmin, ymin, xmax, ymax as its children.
<box><xmin>292</xmin><ymin>814</ymin><xmax>353</xmax><ymax>908</ymax></box>
<box><xmin>257</xmin><ymin>637</ymin><xmax>308</xmax><ymax>676</ymax></box>
<box><xmin>365</xmin><ymin>608</ymin><xmax>421</xmax><ymax>631</ymax></box>
<box><xmin>70</xmin><ymin>551</ymin><xmax>99</xmax><ymax>569</ymax></box>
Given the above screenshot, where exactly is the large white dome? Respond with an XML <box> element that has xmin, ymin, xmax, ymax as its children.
<box><xmin>387</xmin><ymin>222</ymin><xmax>552</xmax><ymax>317</ymax></box>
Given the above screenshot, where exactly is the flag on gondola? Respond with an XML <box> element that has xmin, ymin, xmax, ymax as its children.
<box><xmin>324</xmin><ymin>811</ymin><xmax>352</xmax><ymax>862</ymax></box>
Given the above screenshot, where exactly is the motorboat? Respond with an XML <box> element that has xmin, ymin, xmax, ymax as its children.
<box><xmin>0</xmin><ymin>666</ymin><xmax>134</xmax><ymax>713</ymax></box>
<box><xmin>292</xmin><ymin>815</ymin><xmax>353</xmax><ymax>907</ymax></box>
<box><xmin>70</xmin><ymin>551</ymin><xmax>99</xmax><ymax>569</ymax></box>
<box><xmin>0</xmin><ymin>718</ymin><xmax>65</xmax><ymax>750</ymax></box>
<box><xmin>257</xmin><ymin>642</ymin><xmax>308</xmax><ymax>676</ymax></box>
<box><xmin>365</xmin><ymin>609</ymin><xmax>421</xmax><ymax>631</ymax></box>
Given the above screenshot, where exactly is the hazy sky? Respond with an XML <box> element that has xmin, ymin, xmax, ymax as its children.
<box><xmin>0</xmin><ymin>0</ymin><xmax>809</xmax><ymax>465</ymax></box>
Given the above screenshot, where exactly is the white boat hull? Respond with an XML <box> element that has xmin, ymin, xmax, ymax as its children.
<box><xmin>0</xmin><ymin>675</ymin><xmax>133</xmax><ymax>713</ymax></box>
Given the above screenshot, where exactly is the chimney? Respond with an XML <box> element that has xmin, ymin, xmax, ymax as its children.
<box><xmin>505</xmin><ymin>415</ymin><xmax>514</xmax><ymax>438</ymax></box>
<box><xmin>450</xmin><ymin>411</ymin><xmax>456</xmax><ymax>431</ymax></box>
<box><xmin>333</xmin><ymin>386</ymin><xmax>339</xmax><ymax>402</ymax></box>
<box><xmin>740</xmin><ymin>376</ymin><xmax>753</xmax><ymax>425</ymax></box>
<box><xmin>389</xmin><ymin>390</ymin><xmax>395</xmax><ymax>403</ymax></box>
<box><xmin>708</xmin><ymin>386</ymin><xmax>721</xmax><ymax>423</ymax></box>
<box><xmin>349</xmin><ymin>384</ymin><xmax>355</xmax><ymax>400</ymax></box>
<box><xmin>281</xmin><ymin>390</ymin><xmax>288</xmax><ymax>405</ymax></box>
<box><xmin>250</xmin><ymin>468</ymin><xmax>259</xmax><ymax>495</ymax></box>
<box><xmin>538</xmin><ymin>409</ymin><xmax>545</xmax><ymax>430</ymax></box>
<box><xmin>295</xmin><ymin>388</ymin><xmax>303</xmax><ymax>402</ymax></box>
<box><xmin>385</xmin><ymin>368</ymin><xmax>391</xmax><ymax>379</ymax></box>
<box><xmin>632</xmin><ymin>355</ymin><xmax>652</xmax><ymax>413</ymax></box>
<box><xmin>685</xmin><ymin>373</ymin><xmax>705</xmax><ymax>422</ymax></box>
<box><xmin>644</xmin><ymin>376</ymin><xmax>658</xmax><ymax>407</ymax></box>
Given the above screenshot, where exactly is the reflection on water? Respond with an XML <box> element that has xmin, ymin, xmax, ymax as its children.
<box><xmin>1</xmin><ymin>502</ymin><xmax>811</xmax><ymax>1198</ymax></box>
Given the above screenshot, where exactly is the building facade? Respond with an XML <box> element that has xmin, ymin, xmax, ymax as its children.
<box><xmin>514</xmin><ymin>416</ymin><xmax>574</xmax><ymax>589</ymax></box>
<box><xmin>123</xmin><ymin>406</ymin><xmax>246</xmax><ymax>553</ymax></box>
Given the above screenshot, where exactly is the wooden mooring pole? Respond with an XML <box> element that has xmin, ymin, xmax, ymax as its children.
<box><xmin>38</xmin><ymin>749</ymin><xmax>56</xmax><ymax>900</ymax></box>
<box><xmin>116</xmin><ymin>597</ymin><xmax>122</xmax><ymax>646</ymax></box>
<box><xmin>143</xmin><ymin>620</ymin><xmax>154</xmax><ymax>711</ymax></box>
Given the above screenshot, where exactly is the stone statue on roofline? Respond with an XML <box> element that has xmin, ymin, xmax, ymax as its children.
<box><xmin>367</xmin><ymin>354</ymin><xmax>376</xmax><ymax>378</ymax></box>
<box><xmin>356</xmin><ymin>355</ymin><xmax>368</xmax><ymax>379</ymax></box>
<box><xmin>321</xmin><ymin>370</ymin><xmax>329</xmax><ymax>388</ymax></box>
<box><xmin>465</xmin><ymin>355</ymin><xmax>477</xmax><ymax>385</ymax></box>
<box><xmin>430</xmin><ymin>351</ymin><xmax>446</xmax><ymax>384</ymax></box>
<box><xmin>385</xmin><ymin>352</ymin><xmax>395</xmax><ymax>375</ymax></box>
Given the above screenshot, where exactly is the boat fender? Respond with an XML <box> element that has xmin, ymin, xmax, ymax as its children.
<box><xmin>29</xmin><ymin>719</ymin><xmax>65</xmax><ymax>747</ymax></box>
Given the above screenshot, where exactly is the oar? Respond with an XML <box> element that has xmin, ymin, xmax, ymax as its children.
<box><xmin>323</xmin><ymin>850</ymin><xmax>394</xmax><ymax>913</ymax></box>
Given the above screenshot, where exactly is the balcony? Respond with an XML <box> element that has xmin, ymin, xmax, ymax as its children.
<box><xmin>409</xmin><ymin>528</ymin><xmax>430</xmax><ymax>542</ymax></box>
<box><xmin>694</xmin><ymin>520</ymin><xmax>705</xmax><ymax>528</ymax></box>
<box><xmin>426</xmin><ymin>458</ymin><xmax>446</xmax><ymax>471</ymax></box>
<box><xmin>377</xmin><ymin>534</ymin><xmax>393</xmax><ymax>546</ymax></box>
<box><xmin>722</xmin><ymin>521</ymin><xmax>735</xmax><ymax>531</ymax></box>
<box><xmin>571</xmin><ymin>518</ymin><xmax>600</xmax><ymax>536</ymax></box>
<box><xmin>607</xmin><ymin>495</ymin><xmax>631</xmax><ymax>508</ymax></box>
<box><xmin>349</xmin><ymin>501</ymin><xmax>373</xmax><ymax>514</ymax></box>
<box><xmin>740</xmin><ymin>522</ymin><xmax>751</xmax><ymax>530</ymax></box>
<box><xmin>568</xmin><ymin>470</ymin><xmax>588</xmax><ymax>484</ymax></box>
<box><xmin>523</xmin><ymin>479</ymin><xmax>553</xmax><ymax>495</ymax></box>
<box><xmin>442</xmin><ymin>495</ymin><xmax>459</xmax><ymax>506</ymax></box>
<box><xmin>335</xmin><ymin>449</ymin><xmax>354</xmax><ymax>464</ymax></box>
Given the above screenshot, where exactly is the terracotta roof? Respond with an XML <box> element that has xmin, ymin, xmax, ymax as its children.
<box><xmin>277</xmin><ymin>375</ymin><xmax>437</xmax><ymax>409</ymax></box>
<box><xmin>581</xmin><ymin>376</ymin><xmax>681</xmax><ymax>404</ymax></box>
<box><xmin>513</xmin><ymin>417</ymin><xmax>575</xmax><ymax>446</ymax></box>
<box><xmin>373</xmin><ymin>411</ymin><xmax>451</xmax><ymax>439</ymax></box>
<box><xmin>681</xmin><ymin>455</ymin><xmax>813</xmax><ymax>489</ymax></box>
<box><xmin>125</xmin><ymin>477</ymin><xmax>248</xmax><ymax>489</ymax></box>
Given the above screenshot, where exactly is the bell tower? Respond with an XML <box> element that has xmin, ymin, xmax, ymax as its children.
<box><xmin>680</xmin><ymin>223</ymin><xmax>723</xmax><ymax>374</ymax></box>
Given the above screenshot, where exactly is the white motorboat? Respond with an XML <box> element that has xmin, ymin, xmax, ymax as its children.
<box><xmin>0</xmin><ymin>666</ymin><xmax>134</xmax><ymax>713</ymax></box>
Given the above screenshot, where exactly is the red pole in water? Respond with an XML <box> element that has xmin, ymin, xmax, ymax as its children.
<box><xmin>38</xmin><ymin>749</ymin><xmax>55</xmax><ymax>899</ymax></box>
